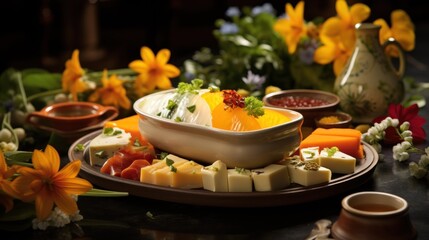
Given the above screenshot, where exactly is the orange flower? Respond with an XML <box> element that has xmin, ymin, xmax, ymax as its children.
<box><xmin>129</xmin><ymin>46</ymin><xmax>180</xmax><ymax>96</ymax></box>
<box><xmin>273</xmin><ymin>1</ymin><xmax>307</xmax><ymax>54</ymax></box>
<box><xmin>314</xmin><ymin>0</ymin><xmax>370</xmax><ymax>76</ymax></box>
<box><xmin>374</xmin><ymin>10</ymin><xmax>415</xmax><ymax>57</ymax></box>
<box><xmin>62</xmin><ymin>50</ymin><xmax>90</xmax><ymax>101</ymax></box>
<box><xmin>10</xmin><ymin>145</ymin><xmax>92</xmax><ymax>220</ymax></box>
<box><xmin>88</xmin><ymin>69</ymin><xmax>131</xmax><ymax>110</ymax></box>
<box><xmin>0</xmin><ymin>152</ymin><xmax>17</xmax><ymax>213</ymax></box>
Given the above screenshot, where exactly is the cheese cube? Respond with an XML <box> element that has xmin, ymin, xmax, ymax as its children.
<box><xmin>300</xmin><ymin>147</ymin><xmax>320</xmax><ymax>164</ymax></box>
<box><xmin>227</xmin><ymin>168</ymin><xmax>253</xmax><ymax>192</ymax></box>
<box><xmin>153</xmin><ymin>161</ymin><xmax>187</xmax><ymax>187</ymax></box>
<box><xmin>319</xmin><ymin>148</ymin><xmax>356</xmax><ymax>174</ymax></box>
<box><xmin>170</xmin><ymin>161</ymin><xmax>203</xmax><ymax>189</ymax></box>
<box><xmin>88</xmin><ymin>127</ymin><xmax>131</xmax><ymax>167</ymax></box>
<box><xmin>201</xmin><ymin>160</ymin><xmax>228</xmax><ymax>192</ymax></box>
<box><xmin>285</xmin><ymin>159</ymin><xmax>331</xmax><ymax>186</ymax></box>
<box><xmin>140</xmin><ymin>154</ymin><xmax>186</xmax><ymax>184</ymax></box>
<box><xmin>251</xmin><ymin>164</ymin><xmax>290</xmax><ymax>191</ymax></box>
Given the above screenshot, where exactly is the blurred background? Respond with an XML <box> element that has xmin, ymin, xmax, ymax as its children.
<box><xmin>0</xmin><ymin>0</ymin><xmax>425</xmax><ymax>73</ymax></box>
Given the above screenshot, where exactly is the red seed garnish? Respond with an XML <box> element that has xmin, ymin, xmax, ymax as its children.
<box><xmin>222</xmin><ymin>90</ymin><xmax>245</xmax><ymax>109</ymax></box>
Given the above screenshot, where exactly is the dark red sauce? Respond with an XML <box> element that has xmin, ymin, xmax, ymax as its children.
<box><xmin>268</xmin><ymin>96</ymin><xmax>328</xmax><ymax>108</ymax></box>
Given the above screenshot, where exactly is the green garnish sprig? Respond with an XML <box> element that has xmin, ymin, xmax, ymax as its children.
<box><xmin>244</xmin><ymin>96</ymin><xmax>265</xmax><ymax>118</ymax></box>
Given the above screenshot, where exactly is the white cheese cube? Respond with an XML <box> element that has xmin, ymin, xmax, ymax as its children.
<box><xmin>251</xmin><ymin>164</ymin><xmax>290</xmax><ymax>192</ymax></box>
<box><xmin>300</xmin><ymin>147</ymin><xmax>320</xmax><ymax>164</ymax></box>
<box><xmin>88</xmin><ymin>128</ymin><xmax>131</xmax><ymax>167</ymax></box>
<box><xmin>201</xmin><ymin>160</ymin><xmax>228</xmax><ymax>192</ymax></box>
<box><xmin>319</xmin><ymin>149</ymin><xmax>356</xmax><ymax>174</ymax></box>
<box><xmin>286</xmin><ymin>159</ymin><xmax>331</xmax><ymax>186</ymax></box>
<box><xmin>227</xmin><ymin>168</ymin><xmax>253</xmax><ymax>192</ymax></box>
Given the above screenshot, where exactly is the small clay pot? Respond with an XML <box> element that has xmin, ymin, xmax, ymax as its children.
<box><xmin>331</xmin><ymin>191</ymin><xmax>417</xmax><ymax>240</ymax></box>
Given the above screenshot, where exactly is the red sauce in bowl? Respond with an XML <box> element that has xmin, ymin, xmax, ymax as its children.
<box><xmin>268</xmin><ymin>96</ymin><xmax>328</xmax><ymax>108</ymax></box>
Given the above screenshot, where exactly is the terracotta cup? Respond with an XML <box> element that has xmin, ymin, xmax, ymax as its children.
<box><xmin>331</xmin><ymin>191</ymin><xmax>417</xmax><ymax>240</ymax></box>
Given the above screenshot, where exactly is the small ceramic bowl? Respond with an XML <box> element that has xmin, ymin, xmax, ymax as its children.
<box><xmin>332</xmin><ymin>191</ymin><xmax>417</xmax><ymax>240</ymax></box>
<box><xmin>27</xmin><ymin>101</ymin><xmax>118</xmax><ymax>133</ymax></box>
<box><xmin>314</xmin><ymin>111</ymin><xmax>353</xmax><ymax>129</ymax></box>
<box><xmin>262</xmin><ymin>89</ymin><xmax>340</xmax><ymax>127</ymax></box>
<box><xmin>133</xmin><ymin>89</ymin><xmax>303</xmax><ymax>169</ymax></box>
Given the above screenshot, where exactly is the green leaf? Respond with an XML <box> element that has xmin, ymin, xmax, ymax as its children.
<box><xmin>22</xmin><ymin>72</ymin><xmax>62</xmax><ymax>96</ymax></box>
<box><xmin>4</xmin><ymin>151</ymin><xmax>32</xmax><ymax>164</ymax></box>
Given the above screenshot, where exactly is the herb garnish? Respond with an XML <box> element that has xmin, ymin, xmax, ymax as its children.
<box><xmin>166</xmin><ymin>158</ymin><xmax>177</xmax><ymax>172</ymax></box>
<box><xmin>187</xmin><ymin>105</ymin><xmax>196</xmax><ymax>113</ymax></box>
<box><xmin>244</xmin><ymin>96</ymin><xmax>265</xmax><ymax>118</ymax></box>
<box><xmin>74</xmin><ymin>143</ymin><xmax>85</xmax><ymax>152</ymax></box>
<box><xmin>325</xmin><ymin>147</ymin><xmax>339</xmax><ymax>157</ymax></box>
<box><xmin>302</xmin><ymin>150</ymin><xmax>316</xmax><ymax>159</ymax></box>
<box><xmin>103</xmin><ymin>127</ymin><xmax>123</xmax><ymax>136</ymax></box>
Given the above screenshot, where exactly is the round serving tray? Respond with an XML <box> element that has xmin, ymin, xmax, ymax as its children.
<box><xmin>68</xmin><ymin>130</ymin><xmax>378</xmax><ymax>208</ymax></box>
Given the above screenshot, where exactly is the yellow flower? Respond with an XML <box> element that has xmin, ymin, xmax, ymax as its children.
<box><xmin>314</xmin><ymin>0</ymin><xmax>370</xmax><ymax>76</ymax></box>
<box><xmin>374</xmin><ymin>9</ymin><xmax>415</xmax><ymax>57</ymax></box>
<box><xmin>129</xmin><ymin>46</ymin><xmax>180</xmax><ymax>96</ymax></box>
<box><xmin>10</xmin><ymin>145</ymin><xmax>92</xmax><ymax>220</ymax></box>
<box><xmin>88</xmin><ymin>69</ymin><xmax>131</xmax><ymax>110</ymax></box>
<box><xmin>62</xmin><ymin>50</ymin><xmax>90</xmax><ymax>101</ymax></box>
<box><xmin>273</xmin><ymin>1</ymin><xmax>307</xmax><ymax>54</ymax></box>
<box><xmin>0</xmin><ymin>152</ymin><xmax>17</xmax><ymax>213</ymax></box>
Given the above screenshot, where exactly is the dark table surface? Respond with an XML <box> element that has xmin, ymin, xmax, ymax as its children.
<box><xmin>6</xmin><ymin>23</ymin><xmax>429</xmax><ymax>240</ymax></box>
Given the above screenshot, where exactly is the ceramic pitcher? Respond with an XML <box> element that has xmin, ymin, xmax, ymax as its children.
<box><xmin>334</xmin><ymin>23</ymin><xmax>406</xmax><ymax>124</ymax></box>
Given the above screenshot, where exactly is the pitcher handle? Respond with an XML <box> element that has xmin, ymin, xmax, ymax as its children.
<box><xmin>382</xmin><ymin>38</ymin><xmax>406</xmax><ymax>79</ymax></box>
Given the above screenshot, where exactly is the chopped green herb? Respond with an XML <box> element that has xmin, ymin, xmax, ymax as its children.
<box><xmin>166</xmin><ymin>158</ymin><xmax>177</xmax><ymax>172</ymax></box>
<box><xmin>208</xmin><ymin>85</ymin><xmax>220</xmax><ymax>92</ymax></box>
<box><xmin>95</xmin><ymin>150</ymin><xmax>108</xmax><ymax>159</ymax></box>
<box><xmin>157</xmin><ymin>112</ymin><xmax>161</xmax><ymax>116</ymax></box>
<box><xmin>177</xmin><ymin>79</ymin><xmax>203</xmax><ymax>94</ymax></box>
<box><xmin>325</xmin><ymin>147</ymin><xmax>339</xmax><ymax>157</ymax></box>
<box><xmin>103</xmin><ymin>127</ymin><xmax>123</xmax><ymax>136</ymax></box>
<box><xmin>187</xmin><ymin>105</ymin><xmax>196</xmax><ymax>113</ymax></box>
<box><xmin>235</xmin><ymin>167</ymin><xmax>248</xmax><ymax>174</ymax></box>
<box><xmin>166</xmin><ymin>99</ymin><xmax>177</xmax><ymax>111</ymax></box>
<box><xmin>174</xmin><ymin>117</ymin><xmax>183</xmax><ymax>122</ymax></box>
<box><xmin>146</xmin><ymin>211</ymin><xmax>155</xmax><ymax>219</ymax></box>
<box><xmin>244</xmin><ymin>96</ymin><xmax>265</xmax><ymax>118</ymax></box>
<box><xmin>74</xmin><ymin>143</ymin><xmax>85</xmax><ymax>152</ymax></box>
<box><xmin>303</xmin><ymin>150</ymin><xmax>315</xmax><ymax>159</ymax></box>
<box><xmin>159</xmin><ymin>152</ymin><xmax>169</xmax><ymax>159</ymax></box>
<box><xmin>133</xmin><ymin>138</ymin><xmax>142</xmax><ymax>147</ymax></box>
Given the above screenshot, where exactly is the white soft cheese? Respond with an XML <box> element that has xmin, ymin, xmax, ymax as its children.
<box><xmin>138</xmin><ymin>90</ymin><xmax>212</xmax><ymax>126</ymax></box>
<box><xmin>88</xmin><ymin>128</ymin><xmax>131</xmax><ymax>167</ymax></box>
<box><xmin>251</xmin><ymin>164</ymin><xmax>290</xmax><ymax>192</ymax></box>
<box><xmin>201</xmin><ymin>160</ymin><xmax>228</xmax><ymax>192</ymax></box>
<box><xmin>227</xmin><ymin>168</ymin><xmax>253</xmax><ymax>192</ymax></box>
<box><xmin>285</xmin><ymin>159</ymin><xmax>331</xmax><ymax>187</ymax></box>
<box><xmin>319</xmin><ymin>149</ymin><xmax>356</xmax><ymax>174</ymax></box>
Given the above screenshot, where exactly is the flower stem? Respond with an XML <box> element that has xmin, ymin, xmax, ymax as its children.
<box><xmin>82</xmin><ymin>188</ymin><xmax>129</xmax><ymax>197</ymax></box>
<box><xmin>26</xmin><ymin>89</ymin><xmax>63</xmax><ymax>103</ymax></box>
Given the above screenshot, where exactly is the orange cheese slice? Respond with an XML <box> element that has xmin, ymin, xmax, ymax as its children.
<box><xmin>104</xmin><ymin>115</ymin><xmax>141</xmax><ymax>139</ymax></box>
<box><xmin>300</xmin><ymin>128</ymin><xmax>364</xmax><ymax>159</ymax></box>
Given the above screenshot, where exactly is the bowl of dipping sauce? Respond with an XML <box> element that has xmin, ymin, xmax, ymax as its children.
<box><xmin>332</xmin><ymin>191</ymin><xmax>416</xmax><ymax>240</ymax></box>
<box><xmin>262</xmin><ymin>89</ymin><xmax>340</xmax><ymax>127</ymax></box>
<box><xmin>27</xmin><ymin>101</ymin><xmax>118</xmax><ymax>133</ymax></box>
